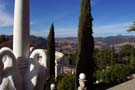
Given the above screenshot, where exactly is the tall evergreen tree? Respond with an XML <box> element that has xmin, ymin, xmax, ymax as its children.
<box><xmin>0</xmin><ymin>35</ymin><xmax>7</xmax><ymax>43</ymax></box>
<box><xmin>76</xmin><ymin>0</ymin><xmax>94</xmax><ymax>89</ymax></box>
<box><xmin>47</xmin><ymin>24</ymin><xmax>55</xmax><ymax>78</ymax></box>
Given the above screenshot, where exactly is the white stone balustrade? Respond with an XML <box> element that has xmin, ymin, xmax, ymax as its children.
<box><xmin>0</xmin><ymin>47</ymin><xmax>23</xmax><ymax>90</ymax></box>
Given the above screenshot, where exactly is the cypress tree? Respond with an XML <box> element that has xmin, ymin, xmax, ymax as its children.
<box><xmin>47</xmin><ymin>23</ymin><xmax>55</xmax><ymax>78</ymax></box>
<box><xmin>0</xmin><ymin>35</ymin><xmax>7</xmax><ymax>43</ymax></box>
<box><xmin>76</xmin><ymin>0</ymin><xmax>94</xmax><ymax>89</ymax></box>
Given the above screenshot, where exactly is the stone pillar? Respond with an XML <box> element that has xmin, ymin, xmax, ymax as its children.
<box><xmin>13</xmin><ymin>0</ymin><xmax>30</xmax><ymax>60</ymax></box>
<box><xmin>13</xmin><ymin>0</ymin><xmax>30</xmax><ymax>77</ymax></box>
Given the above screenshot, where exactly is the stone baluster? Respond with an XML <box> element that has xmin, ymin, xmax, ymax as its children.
<box><xmin>78</xmin><ymin>73</ymin><xmax>87</xmax><ymax>90</ymax></box>
<box><xmin>50</xmin><ymin>83</ymin><xmax>55</xmax><ymax>90</ymax></box>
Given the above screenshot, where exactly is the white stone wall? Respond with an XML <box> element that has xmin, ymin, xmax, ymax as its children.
<box><xmin>45</xmin><ymin>50</ymin><xmax>64</xmax><ymax>78</ymax></box>
<box><xmin>55</xmin><ymin>51</ymin><xmax>64</xmax><ymax>78</ymax></box>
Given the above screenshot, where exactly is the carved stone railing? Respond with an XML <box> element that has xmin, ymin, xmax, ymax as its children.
<box><xmin>0</xmin><ymin>47</ymin><xmax>48</xmax><ymax>90</ymax></box>
<box><xmin>0</xmin><ymin>47</ymin><xmax>23</xmax><ymax>90</ymax></box>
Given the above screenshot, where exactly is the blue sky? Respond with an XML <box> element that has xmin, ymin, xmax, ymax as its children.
<box><xmin>0</xmin><ymin>0</ymin><xmax>135</xmax><ymax>37</ymax></box>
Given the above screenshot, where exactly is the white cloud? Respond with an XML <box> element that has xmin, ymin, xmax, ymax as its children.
<box><xmin>55</xmin><ymin>28</ymin><xmax>77</xmax><ymax>37</ymax></box>
<box><xmin>31</xmin><ymin>22</ymin><xmax>133</xmax><ymax>37</ymax></box>
<box><xmin>31</xmin><ymin>27</ymin><xmax>77</xmax><ymax>37</ymax></box>
<box><xmin>0</xmin><ymin>2</ymin><xmax>13</xmax><ymax>27</ymax></box>
<box><xmin>93</xmin><ymin>22</ymin><xmax>132</xmax><ymax>37</ymax></box>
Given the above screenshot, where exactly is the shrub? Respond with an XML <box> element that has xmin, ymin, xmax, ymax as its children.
<box><xmin>57</xmin><ymin>75</ymin><xmax>75</xmax><ymax>90</ymax></box>
<box><xmin>95</xmin><ymin>64</ymin><xmax>132</xmax><ymax>83</ymax></box>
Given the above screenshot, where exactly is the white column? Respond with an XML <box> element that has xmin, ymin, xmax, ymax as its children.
<box><xmin>55</xmin><ymin>60</ymin><xmax>58</xmax><ymax>78</ymax></box>
<box><xmin>13</xmin><ymin>0</ymin><xmax>30</xmax><ymax>60</ymax></box>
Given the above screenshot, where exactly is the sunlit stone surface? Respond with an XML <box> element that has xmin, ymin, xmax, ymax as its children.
<box><xmin>55</xmin><ymin>51</ymin><xmax>64</xmax><ymax>78</ymax></box>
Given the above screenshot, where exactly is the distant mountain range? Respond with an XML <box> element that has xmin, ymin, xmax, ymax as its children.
<box><xmin>56</xmin><ymin>35</ymin><xmax>135</xmax><ymax>50</ymax></box>
<box><xmin>95</xmin><ymin>35</ymin><xmax>135</xmax><ymax>49</ymax></box>
<box><xmin>56</xmin><ymin>35</ymin><xmax>135</xmax><ymax>44</ymax></box>
<box><xmin>1</xmin><ymin>35</ymin><xmax>135</xmax><ymax>51</ymax></box>
<box><xmin>0</xmin><ymin>35</ymin><xmax>47</xmax><ymax>49</ymax></box>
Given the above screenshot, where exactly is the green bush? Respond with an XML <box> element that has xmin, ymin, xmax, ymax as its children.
<box><xmin>57</xmin><ymin>75</ymin><xmax>75</xmax><ymax>90</ymax></box>
<box><xmin>95</xmin><ymin>64</ymin><xmax>132</xmax><ymax>83</ymax></box>
<box><xmin>95</xmin><ymin>49</ymin><xmax>115</xmax><ymax>69</ymax></box>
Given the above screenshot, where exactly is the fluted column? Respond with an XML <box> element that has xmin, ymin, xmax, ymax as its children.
<box><xmin>13</xmin><ymin>0</ymin><xmax>30</xmax><ymax>60</ymax></box>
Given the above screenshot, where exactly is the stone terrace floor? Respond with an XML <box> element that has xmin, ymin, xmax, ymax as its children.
<box><xmin>107</xmin><ymin>79</ymin><xmax>135</xmax><ymax>90</ymax></box>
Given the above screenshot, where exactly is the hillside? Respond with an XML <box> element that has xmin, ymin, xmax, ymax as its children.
<box><xmin>0</xmin><ymin>35</ymin><xmax>47</xmax><ymax>49</ymax></box>
<box><xmin>1</xmin><ymin>35</ymin><xmax>135</xmax><ymax>54</ymax></box>
<box><xmin>95</xmin><ymin>35</ymin><xmax>135</xmax><ymax>49</ymax></box>
<box><xmin>56</xmin><ymin>35</ymin><xmax>135</xmax><ymax>54</ymax></box>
